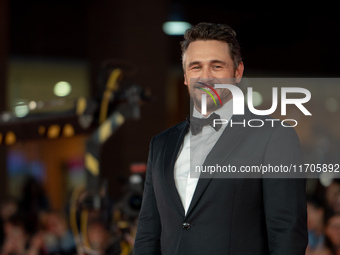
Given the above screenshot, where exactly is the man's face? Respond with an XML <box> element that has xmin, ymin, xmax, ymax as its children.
<box><xmin>183</xmin><ymin>40</ymin><xmax>244</xmax><ymax>115</ymax></box>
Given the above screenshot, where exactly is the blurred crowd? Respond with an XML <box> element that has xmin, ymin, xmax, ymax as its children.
<box><xmin>3</xmin><ymin>176</ymin><xmax>340</xmax><ymax>255</ymax></box>
<box><xmin>0</xmin><ymin>178</ymin><xmax>136</xmax><ymax>255</ymax></box>
<box><xmin>0</xmin><ymin>177</ymin><xmax>77</xmax><ymax>255</ymax></box>
<box><xmin>307</xmin><ymin>179</ymin><xmax>340</xmax><ymax>255</ymax></box>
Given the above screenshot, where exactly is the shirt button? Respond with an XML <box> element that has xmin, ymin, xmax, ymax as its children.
<box><xmin>182</xmin><ymin>222</ymin><xmax>191</xmax><ymax>230</ymax></box>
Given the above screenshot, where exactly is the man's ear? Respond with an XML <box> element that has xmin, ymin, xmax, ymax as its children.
<box><xmin>184</xmin><ymin>73</ymin><xmax>188</xmax><ymax>86</ymax></box>
<box><xmin>235</xmin><ymin>62</ymin><xmax>244</xmax><ymax>83</ymax></box>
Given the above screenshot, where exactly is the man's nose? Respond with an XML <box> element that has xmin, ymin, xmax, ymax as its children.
<box><xmin>201</xmin><ymin>67</ymin><xmax>214</xmax><ymax>79</ymax></box>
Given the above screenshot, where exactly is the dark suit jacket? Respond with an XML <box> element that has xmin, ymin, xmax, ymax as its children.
<box><xmin>134</xmin><ymin>110</ymin><xmax>308</xmax><ymax>255</ymax></box>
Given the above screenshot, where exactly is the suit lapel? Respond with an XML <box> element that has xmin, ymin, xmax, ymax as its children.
<box><xmin>163</xmin><ymin>121</ymin><xmax>188</xmax><ymax>216</ymax></box>
<box><xmin>185</xmin><ymin>111</ymin><xmax>251</xmax><ymax>218</ymax></box>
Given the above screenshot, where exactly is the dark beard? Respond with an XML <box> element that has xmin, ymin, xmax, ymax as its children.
<box><xmin>191</xmin><ymin>93</ymin><xmax>221</xmax><ymax>114</ymax></box>
<box><xmin>189</xmin><ymin>77</ymin><xmax>237</xmax><ymax>115</ymax></box>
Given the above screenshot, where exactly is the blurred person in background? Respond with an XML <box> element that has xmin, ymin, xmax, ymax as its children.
<box><xmin>87</xmin><ymin>219</ymin><xmax>121</xmax><ymax>255</ymax></box>
<box><xmin>306</xmin><ymin>195</ymin><xmax>326</xmax><ymax>254</ymax></box>
<box><xmin>19</xmin><ymin>177</ymin><xmax>49</xmax><ymax>235</ymax></box>
<box><xmin>315</xmin><ymin>213</ymin><xmax>340</xmax><ymax>255</ymax></box>
<box><xmin>1</xmin><ymin>214</ymin><xmax>29</xmax><ymax>255</ymax></box>
<box><xmin>0</xmin><ymin>198</ymin><xmax>18</xmax><ymax>246</ymax></box>
<box><xmin>1</xmin><ymin>198</ymin><xmax>18</xmax><ymax>222</ymax></box>
<box><xmin>26</xmin><ymin>230</ymin><xmax>47</xmax><ymax>255</ymax></box>
<box><xmin>42</xmin><ymin>211</ymin><xmax>76</xmax><ymax>255</ymax></box>
<box><xmin>326</xmin><ymin>180</ymin><xmax>340</xmax><ymax>214</ymax></box>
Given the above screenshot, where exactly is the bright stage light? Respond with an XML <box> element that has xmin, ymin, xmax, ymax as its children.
<box><xmin>54</xmin><ymin>81</ymin><xmax>72</xmax><ymax>97</ymax></box>
<box><xmin>246</xmin><ymin>91</ymin><xmax>263</xmax><ymax>107</ymax></box>
<box><xmin>162</xmin><ymin>21</ymin><xmax>191</xmax><ymax>36</ymax></box>
<box><xmin>14</xmin><ymin>104</ymin><xmax>29</xmax><ymax>118</ymax></box>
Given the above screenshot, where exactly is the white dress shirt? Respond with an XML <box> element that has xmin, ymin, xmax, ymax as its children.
<box><xmin>174</xmin><ymin>100</ymin><xmax>233</xmax><ymax>215</ymax></box>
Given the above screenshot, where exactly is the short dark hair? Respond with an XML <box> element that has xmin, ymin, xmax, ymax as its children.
<box><xmin>180</xmin><ymin>22</ymin><xmax>242</xmax><ymax>70</ymax></box>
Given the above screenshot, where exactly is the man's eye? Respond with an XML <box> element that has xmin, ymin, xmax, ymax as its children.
<box><xmin>192</xmin><ymin>66</ymin><xmax>200</xmax><ymax>69</ymax></box>
<box><xmin>213</xmin><ymin>65</ymin><xmax>222</xmax><ymax>69</ymax></box>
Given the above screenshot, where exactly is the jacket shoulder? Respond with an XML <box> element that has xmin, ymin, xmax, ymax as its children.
<box><xmin>152</xmin><ymin>120</ymin><xmax>187</xmax><ymax>144</ymax></box>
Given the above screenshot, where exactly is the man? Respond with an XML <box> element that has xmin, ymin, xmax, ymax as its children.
<box><xmin>134</xmin><ymin>22</ymin><xmax>307</xmax><ymax>255</ymax></box>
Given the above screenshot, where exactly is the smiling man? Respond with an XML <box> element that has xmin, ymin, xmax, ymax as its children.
<box><xmin>183</xmin><ymin>39</ymin><xmax>243</xmax><ymax>116</ymax></box>
<box><xmin>134</xmin><ymin>22</ymin><xmax>308</xmax><ymax>255</ymax></box>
